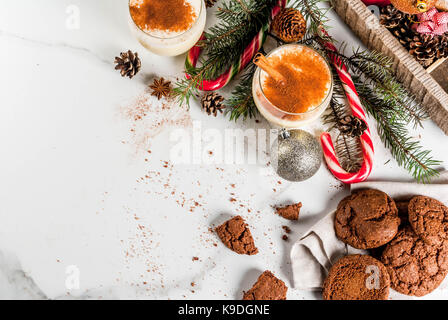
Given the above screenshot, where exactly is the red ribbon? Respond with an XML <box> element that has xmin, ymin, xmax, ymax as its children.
<box><xmin>413</xmin><ymin>8</ymin><xmax>448</xmax><ymax>36</ymax></box>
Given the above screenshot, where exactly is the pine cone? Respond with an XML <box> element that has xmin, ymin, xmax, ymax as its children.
<box><xmin>435</xmin><ymin>34</ymin><xmax>448</xmax><ymax>59</ymax></box>
<box><xmin>201</xmin><ymin>92</ymin><xmax>225</xmax><ymax>116</ymax></box>
<box><xmin>380</xmin><ymin>5</ymin><xmax>415</xmax><ymax>45</ymax></box>
<box><xmin>380</xmin><ymin>5</ymin><xmax>448</xmax><ymax>68</ymax></box>
<box><xmin>408</xmin><ymin>33</ymin><xmax>448</xmax><ymax>68</ymax></box>
<box><xmin>380</xmin><ymin>5</ymin><xmax>406</xmax><ymax>29</ymax></box>
<box><xmin>271</xmin><ymin>8</ymin><xmax>306</xmax><ymax>43</ymax></box>
<box><xmin>205</xmin><ymin>0</ymin><xmax>217</xmax><ymax>8</ymax></box>
<box><xmin>114</xmin><ymin>50</ymin><xmax>141</xmax><ymax>79</ymax></box>
<box><xmin>409</xmin><ymin>34</ymin><xmax>440</xmax><ymax>68</ymax></box>
<box><xmin>339</xmin><ymin>116</ymin><xmax>368</xmax><ymax>138</ymax></box>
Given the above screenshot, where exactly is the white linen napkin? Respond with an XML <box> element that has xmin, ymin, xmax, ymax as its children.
<box><xmin>290</xmin><ymin>171</ymin><xmax>448</xmax><ymax>294</ymax></box>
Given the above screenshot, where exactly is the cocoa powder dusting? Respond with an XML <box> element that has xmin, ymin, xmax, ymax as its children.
<box><xmin>130</xmin><ymin>0</ymin><xmax>197</xmax><ymax>33</ymax></box>
<box><xmin>263</xmin><ymin>48</ymin><xmax>331</xmax><ymax>114</ymax></box>
<box><xmin>121</xmin><ymin>87</ymin><xmax>191</xmax><ymax>154</ymax></box>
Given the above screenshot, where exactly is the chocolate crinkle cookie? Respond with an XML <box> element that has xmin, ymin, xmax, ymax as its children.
<box><xmin>215</xmin><ymin>216</ymin><xmax>258</xmax><ymax>255</ymax></box>
<box><xmin>334</xmin><ymin>189</ymin><xmax>400</xmax><ymax>249</ymax></box>
<box><xmin>408</xmin><ymin>196</ymin><xmax>448</xmax><ymax>246</ymax></box>
<box><xmin>323</xmin><ymin>254</ymin><xmax>390</xmax><ymax>300</ymax></box>
<box><xmin>381</xmin><ymin>226</ymin><xmax>448</xmax><ymax>296</ymax></box>
<box><xmin>242</xmin><ymin>271</ymin><xmax>288</xmax><ymax>300</ymax></box>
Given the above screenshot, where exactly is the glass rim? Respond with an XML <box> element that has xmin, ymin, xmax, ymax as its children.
<box><xmin>256</xmin><ymin>44</ymin><xmax>334</xmax><ymax>116</ymax></box>
<box><xmin>128</xmin><ymin>0</ymin><xmax>204</xmax><ymax>40</ymax></box>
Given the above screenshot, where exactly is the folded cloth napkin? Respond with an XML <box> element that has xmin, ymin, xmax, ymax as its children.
<box><xmin>291</xmin><ymin>171</ymin><xmax>448</xmax><ymax>293</ymax></box>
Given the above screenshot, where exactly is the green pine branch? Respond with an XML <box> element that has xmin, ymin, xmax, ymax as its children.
<box><xmin>354</xmin><ymin>79</ymin><xmax>441</xmax><ymax>183</ymax></box>
<box><xmin>225</xmin><ymin>63</ymin><xmax>258</xmax><ymax>121</ymax></box>
<box><xmin>172</xmin><ymin>60</ymin><xmax>217</xmax><ymax>108</ymax></box>
<box><xmin>335</xmin><ymin>48</ymin><xmax>429</xmax><ymax>128</ymax></box>
<box><xmin>289</xmin><ymin>0</ymin><xmax>331</xmax><ymax>35</ymax></box>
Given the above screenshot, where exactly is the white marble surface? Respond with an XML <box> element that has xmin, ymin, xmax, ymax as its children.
<box><xmin>0</xmin><ymin>0</ymin><xmax>447</xmax><ymax>300</ymax></box>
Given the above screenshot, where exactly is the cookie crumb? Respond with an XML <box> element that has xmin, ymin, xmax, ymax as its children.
<box><xmin>192</xmin><ymin>257</ymin><xmax>199</xmax><ymax>261</ymax></box>
<box><xmin>282</xmin><ymin>235</ymin><xmax>289</xmax><ymax>241</ymax></box>
<box><xmin>282</xmin><ymin>226</ymin><xmax>291</xmax><ymax>234</ymax></box>
<box><xmin>215</xmin><ymin>216</ymin><xmax>258</xmax><ymax>255</ymax></box>
<box><xmin>242</xmin><ymin>271</ymin><xmax>287</xmax><ymax>300</ymax></box>
<box><xmin>276</xmin><ymin>203</ymin><xmax>302</xmax><ymax>220</ymax></box>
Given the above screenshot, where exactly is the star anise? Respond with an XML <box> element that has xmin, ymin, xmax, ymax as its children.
<box><xmin>149</xmin><ymin>77</ymin><xmax>172</xmax><ymax>100</ymax></box>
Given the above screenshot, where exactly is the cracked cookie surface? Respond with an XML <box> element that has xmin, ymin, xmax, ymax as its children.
<box><xmin>334</xmin><ymin>189</ymin><xmax>400</xmax><ymax>249</ymax></box>
<box><xmin>381</xmin><ymin>226</ymin><xmax>448</xmax><ymax>296</ymax></box>
<box><xmin>323</xmin><ymin>254</ymin><xmax>390</xmax><ymax>300</ymax></box>
<box><xmin>242</xmin><ymin>270</ymin><xmax>287</xmax><ymax>300</ymax></box>
<box><xmin>215</xmin><ymin>216</ymin><xmax>258</xmax><ymax>255</ymax></box>
<box><xmin>408</xmin><ymin>196</ymin><xmax>448</xmax><ymax>246</ymax></box>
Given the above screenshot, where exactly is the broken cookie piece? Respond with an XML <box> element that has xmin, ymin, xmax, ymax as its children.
<box><xmin>215</xmin><ymin>216</ymin><xmax>258</xmax><ymax>255</ymax></box>
<box><xmin>276</xmin><ymin>203</ymin><xmax>302</xmax><ymax>220</ymax></box>
<box><xmin>242</xmin><ymin>271</ymin><xmax>288</xmax><ymax>300</ymax></box>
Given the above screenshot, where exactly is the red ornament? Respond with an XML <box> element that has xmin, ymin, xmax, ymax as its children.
<box><xmin>362</xmin><ymin>0</ymin><xmax>391</xmax><ymax>6</ymax></box>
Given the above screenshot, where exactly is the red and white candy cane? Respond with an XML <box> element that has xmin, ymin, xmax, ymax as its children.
<box><xmin>185</xmin><ymin>0</ymin><xmax>287</xmax><ymax>91</ymax></box>
<box><xmin>320</xmin><ymin>37</ymin><xmax>374</xmax><ymax>184</ymax></box>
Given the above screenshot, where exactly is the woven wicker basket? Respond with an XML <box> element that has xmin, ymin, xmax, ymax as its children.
<box><xmin>331</xmin><ymin>0</ymin><xmax>448</xmax><ymax>134</ymax></box>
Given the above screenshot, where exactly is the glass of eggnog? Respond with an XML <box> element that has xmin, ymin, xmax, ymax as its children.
<box><xmin>252</xmin><ymin>44</ymin><xmax>333</xmax><ymax>128</ymax></box>
<box><xmin>129</xmin><ymin>0</ymin><xmax>206</xmax><ymax>56</ymax></box>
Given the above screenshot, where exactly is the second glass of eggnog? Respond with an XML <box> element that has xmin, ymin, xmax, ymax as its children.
<box><xmin>129</xmin><ymin>0</ymin><xmax>206</xmax><ymax>56</ymax></box>
<box><xmin>252</xmin><ymin>44</ymin><xmax>333</xmax><ymax>128</ymax></box>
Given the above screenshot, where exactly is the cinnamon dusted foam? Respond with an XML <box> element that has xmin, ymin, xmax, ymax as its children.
<box><xmin>261</xmin><ymin>46</ymin><xmax>331</xmax><ymax>114</ymax></box>
<box><xmin>130</xmin><ymin>0</ymin><xmax>198</xmax><ymax>34</ymax></box>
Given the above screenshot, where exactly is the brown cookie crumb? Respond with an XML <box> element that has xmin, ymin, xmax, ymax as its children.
<box><xmin>192</xmin><ymin>257</ymin><xmax>199</xmax><ymax>261</ymax></box>
<box><xmin>282</xmin><ymin>226</ymin><xmax>291</xmax><ymax>234</ymax></box>
<box><xmin>242</xmin><ymin>271</ymin><xmax>288</xmax><ymax>300</ymax></box>
<box><xmin>215</xmin><ymin>216</ymin><xmax>258</xmax><ymax>255</ymax></box>
<box><xmin>282</xmin><ymin>235</ymin><xmax>289</xmax><ymax>241</ymax></box>
<box><xmin>276</xmin><ymin>203</ymin><xmax>302</xmax><ymax>220</ymax></box>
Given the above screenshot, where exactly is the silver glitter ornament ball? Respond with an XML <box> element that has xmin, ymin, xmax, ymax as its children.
<box><xmin>271</xmin><ymin>129</ymin><xmax>323</xmax><ymax>182</ymax></box>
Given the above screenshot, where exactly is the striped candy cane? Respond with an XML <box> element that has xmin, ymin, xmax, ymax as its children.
<box><xmin>320</xmin><ymin>37</ymin><xmax>374</xmax><ymax>184</ymax></box>
<box><xmin>185</xmin><ymin>0</ymin><xmax>287</xmax><ymax>91</ymax></box>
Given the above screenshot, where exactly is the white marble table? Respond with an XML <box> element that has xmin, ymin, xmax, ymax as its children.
<box><xmin>0</xmin><ymin>0</ymin><xmax>447</xmax><ymax>300</ymax></box>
